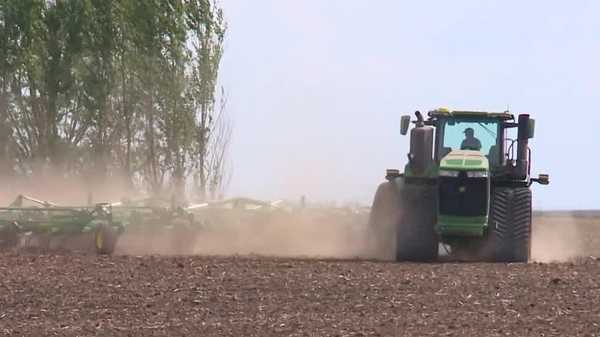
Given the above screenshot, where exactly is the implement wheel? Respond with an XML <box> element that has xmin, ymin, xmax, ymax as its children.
<box><xmin>95</xmin><ymin>223</ymin><xmax>118</xmax><ymax>255</ymax></box>
<box><xmin>0</xmin><ymin>221</ymin><xmax>19</xmax><ymax>250</ymax></box>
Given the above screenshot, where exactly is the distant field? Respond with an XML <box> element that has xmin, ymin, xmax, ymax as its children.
<box><xmin>534</xmin><ymin>210</ymin><xmax>600</xmax><ymax>218</ymax></box>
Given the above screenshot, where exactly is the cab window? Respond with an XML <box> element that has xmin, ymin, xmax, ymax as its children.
<box><xmin>439</xmin><ymin>119</ymin><xmax>500</xmax><ymax>163</ymax></box>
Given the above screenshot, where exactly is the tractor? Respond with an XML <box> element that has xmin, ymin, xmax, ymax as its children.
<box><xmin>369</xmin><ymin>108</ymin><xmax>549</xmax><ymax>262</ymax></box>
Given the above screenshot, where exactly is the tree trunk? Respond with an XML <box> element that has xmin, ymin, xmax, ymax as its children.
<box><xmin>0</xmin><ymin>88</ymin><xmax>12</xmax><ymax>180</ymax></box>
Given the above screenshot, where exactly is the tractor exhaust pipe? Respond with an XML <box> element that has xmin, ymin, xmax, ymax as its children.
<box><xmin>408</xmin><ymin>111</ymin><xmax>434</xmax><ymax>175</ymax></box>
<box><xmin>516</xmin><ymin>114</ymin><xmax>530</xmax><ymax>178</ymax></box>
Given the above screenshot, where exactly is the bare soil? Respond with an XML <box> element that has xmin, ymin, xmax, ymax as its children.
<box><xmin>2</xmin><ymin>252</ymin><xmax>600</xmax><ymax>337</ymax></box>
<box><xmin>1</xmin><ymin>214</ymin><xmax>599</xmax><ymax>336</ymax></box>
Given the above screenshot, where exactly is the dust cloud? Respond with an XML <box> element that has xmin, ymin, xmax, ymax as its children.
<box><xmin>100</xmin><ymin>204</ymin><xmax>600</xmax><ymax>262</ymax></box>
<box><xmin>0</xmin><ymin>168</ymin><xmax>382</xmax><ymax>260</ymax></box>
<box><xmin>0</xmin><ymin>169</ymin><xmax>135</xmax><ymax>206</ymax></box>
<box><xmin>531</xmin><ymin>215</ymin><xmax>598</xmax><ymax>263</ymax></box>
<box><xmin>7</xmin><ymin>170</ymin><xmax>599</xmax><ymax>264</ymax></box>
<box><xmin>175</xmin><ymin>213</ymin><xmax>598</xmax><ymax>262</ymax></box>
<box><xmin>116</xmin><ymin>211</ymin><xmax>381</xmax><ymax>260</ymax></box>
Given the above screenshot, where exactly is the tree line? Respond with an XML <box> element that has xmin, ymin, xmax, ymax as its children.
<box><xmin>0</xmin><ymin>0</ymin><xmax>229</xmax><ymax>202</ymax></box>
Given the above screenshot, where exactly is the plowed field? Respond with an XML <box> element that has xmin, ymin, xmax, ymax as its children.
<box><xmin>2</xmin><ymin>253</ymin><xmax>600</xmax><ymax>337</ymax></box>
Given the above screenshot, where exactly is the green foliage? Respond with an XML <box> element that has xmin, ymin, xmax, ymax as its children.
<box><xmin>0</xmin><ymin>0</ymin><xmax>228</xmax><ymax>201</ymax></box>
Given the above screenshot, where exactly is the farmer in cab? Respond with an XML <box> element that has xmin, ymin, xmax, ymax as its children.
<box><xmin>461</xmin><ymin>127</ymin><xmax>481</xmax><ymax>151</ymax></box>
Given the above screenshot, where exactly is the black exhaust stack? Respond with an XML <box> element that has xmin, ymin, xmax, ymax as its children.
<box><xmin>515</xmin><ymin>114</ymin><xmax>530</xmax><ymax>179</ymax></box>
<box><xmin>408</xmin><ymin>111</ymin><xmax>434</xmax><ymax>176</ymax></box>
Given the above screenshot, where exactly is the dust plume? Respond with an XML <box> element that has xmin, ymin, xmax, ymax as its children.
<box><xmin>0</xmin><ymin>168</ymin><xmax>136</xmax><ymax>206</ymax></box>
<box><xmin>0</xmin><ymin>164</ymin><xmax>382</xmax><ymax>260</ymax></box>
<box><xmin>195</xmin><ymin>214</ymin><xmax>371</xmax><ymax>258</ymax></box>
<box><xmin>116</xmin><ymin>209</ymin><xmax>382</xmax><ymax>259</ymax></box>
<box><xmin>531</xmin><ymin>215</ymin><xmax>592</xmax><ymax>262</ymax></box>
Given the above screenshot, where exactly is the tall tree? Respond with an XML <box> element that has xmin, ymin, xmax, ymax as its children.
<box><xmin>186</xmin><ymin>0</ymin><xmax>226</xmax><ymax>200</ymax></box>
<box><xmin>0</xmin><ymin>0</ymin><xmax>230</xmax><ymax>202</ymax></box>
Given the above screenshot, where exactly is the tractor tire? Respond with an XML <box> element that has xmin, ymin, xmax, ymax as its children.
<box><xmin>396</xmin><ymin>183</ymin><xmax>439</xmax><ymax>262</ymax></box>
<box><xmin>94</xmin><ymin>223</ymin><xmax>119</xmax><ymax>255</ymax></box>
<box><xmin>489</xmin><ymin>187</ymin><xmax>532</xmax><ymax>263</ymax></box>
<box><xmin>368</xmin><ymin>180</ymin><xmax>402</xmax><ymax>259</ymax></box>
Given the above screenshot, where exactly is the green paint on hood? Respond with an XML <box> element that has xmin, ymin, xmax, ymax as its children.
<box><xmin>440</xmin><ymin>150</ymin><xmax>489</xmax><ymax>171</ymax></box>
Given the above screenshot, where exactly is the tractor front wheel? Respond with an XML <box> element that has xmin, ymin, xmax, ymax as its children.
<box><xmin>368</xmin><ymin>179</ymin><xmax>439</xmax><ymax>262</ymax></box>
<box><xmin>368</xmin><ymin>181</ymin><xmax>401</xmax><ymax>260</ymax></box>
<box><xmin>396</xmin><ymin>183</ymin><xmax>439</xmax><ymax>262</ymax></box>
<box><xmin>488</xmin><ymin>187</ymin><xmax>532</xmax><ymax>263</ymax></box>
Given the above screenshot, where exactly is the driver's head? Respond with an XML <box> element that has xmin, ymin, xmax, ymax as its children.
<box><xmin>464</xmin><ymin>127</ymin><xmax>474</xmax><ymax>138</ymax></box>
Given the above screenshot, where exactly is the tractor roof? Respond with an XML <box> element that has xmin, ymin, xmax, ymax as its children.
<box><xmin>428</xmin><ymin>108</ymin><xmax>514</xmax><ymax>120</ymax></box>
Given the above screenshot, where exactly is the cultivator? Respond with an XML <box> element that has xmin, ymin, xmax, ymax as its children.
<box><xmin>0</xmin><ymin>195</ymin><xmax>202</xmax><ymax>255</ymax></box>
<box><xmin>0</xmin><ymin>194</ymin><xmax>370</xmax><ymax>255</ymax></box>
<box><xmin>186</xmin><ymin>197</ymin><xmax>369</xmax><ymax>233</ymax></box>
<box><xmin>0</xmin><ymin>196</ymin><xmax>123</xmax><ymax>254</ymax></box>
<box><xmin>186</xmin><ymin>197</ymin><xmax>289</xmax><ymax>231</ymax></box>
<box><xmin>106</xmin><ymin>198</ymin><xmax>201</xmax><ymax>255</ymax></box>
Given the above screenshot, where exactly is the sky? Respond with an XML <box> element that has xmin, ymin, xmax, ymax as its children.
<box><xmin>218</xmin><ymin>1</ymin><xmax>600</xmax><ymax>210</ymax></box>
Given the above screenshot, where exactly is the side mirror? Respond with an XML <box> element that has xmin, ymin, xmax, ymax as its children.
<box><xmin>527</xmin><ymin>119</ymin><xmax>535</xmax><ymax>138</ymax></box>
<box><xmin>400</xmin><ymin>115</ymin><xmax>411</xmax><ymax>135</ymax></box>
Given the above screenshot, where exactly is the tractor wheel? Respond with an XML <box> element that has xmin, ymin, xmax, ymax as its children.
<box><xmin>396</xmin><ymin>183</ymin><xmax>439</xmax><ymax>262</ymax></box>
<box><xmin>368</xmin><ymin>180</ymin><xmax>402</xmax><ymax>260</ymax></box>
<box><xmin>489</xmin><ymin>187</ymin><xmax>532</xmax><ymax>263</ymax></box>
<box><xmin>94</xmin><ymin>223</ymin><xmax>119</xmax><ymax>255</ymax></box>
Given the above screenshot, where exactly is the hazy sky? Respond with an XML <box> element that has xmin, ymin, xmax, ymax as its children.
<box><xmin>218</xmin><ymin>1</ymin><xmax>599</xmax><ymax>210</ymax></box>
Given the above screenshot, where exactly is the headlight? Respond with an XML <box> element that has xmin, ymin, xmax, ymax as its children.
<box><xmin>466</xmin><ymin>171</ymin><xmax>488</xmax><ymax>178</ymax></box>
<box><xmin>439</xmin><ymin>170</ymin><xmax>460</xmax><ymax>177</ymax></box>
<box><xmin>439</xmin><ymin>170</ymin><xmax>488</xmax><ymax>178</ymax></box>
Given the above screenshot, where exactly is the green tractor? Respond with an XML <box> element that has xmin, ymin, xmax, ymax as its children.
<box><xmin>369</xmin><ymin>108</ymin><xmax>549</xmax><ymax>262</ymax></box>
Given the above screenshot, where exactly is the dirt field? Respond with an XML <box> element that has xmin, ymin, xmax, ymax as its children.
<box><xmin>1</xmin><ymin>253</ymin><xmax>600</xmax><ymax>337</ymax></box>
<box><xmin>1</xmin><ymin>215</ymin><xmax>600</xmax><ymax>336</ymax></box>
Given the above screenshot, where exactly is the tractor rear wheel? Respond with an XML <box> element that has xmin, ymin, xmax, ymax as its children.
<box><xmin>396</xmin><ymin>183</ymin><xmax>439</xmax><ymax>262</ymax></box>
<box><xmin>489</xmin><ymin>187</ymin><xmax>532</xmax><ymax>262</ymax></box>
<box><xmin>95</xmin><ymin>223</ymin><xmax>118</xmax><ymax>255</ymax></box>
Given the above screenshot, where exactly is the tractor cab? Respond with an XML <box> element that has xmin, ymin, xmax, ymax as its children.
<box><xmin>400</xmin><ymin>108</ymin><xmax>544</xmax><ymax>182</ymax></box>
<box><xmin>435</xmin><ymin>116</ymin><xmax>501</xmax><ymax>166</ymax></box>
